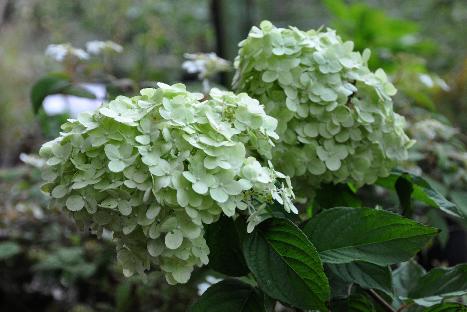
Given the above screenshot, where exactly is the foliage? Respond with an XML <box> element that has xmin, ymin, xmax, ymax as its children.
<box><xmin>322</xmin><ymin>0</ymin><xmax>435</xmax><ymax>71</ymax></box>
<box><xmin>322</xmin><ymin>0</ymin><xmax>467</xmax><ymax>251</ymax></box>
<box><xmin>233</xmin><ymin>21</ymin><xmax>413</xmax><ymax>189</ymax></box>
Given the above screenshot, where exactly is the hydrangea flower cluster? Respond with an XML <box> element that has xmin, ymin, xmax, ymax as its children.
<box><xmin>233</xmin><ymin>21</ymin><xmax>413</xmax><ymax>186</ymax></box>
<box><xmin>39</xmin><ymin>83</ymin><xmax>295</xmax><ymax>284</ymax></box>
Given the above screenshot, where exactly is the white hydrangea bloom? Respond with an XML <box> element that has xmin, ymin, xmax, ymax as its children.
<box><xmin>233</xmin><ymin>21</ymin><xmax>414</xmax><ymax>187</ymax></box>
<box><xmin>45</xmin><ymin>43</ymin><xmax>89</xmax><ymax>62</ymax></box>
<box><xmin>86</xmin><ymin>40</ymin><xmax>123</xmax><ymax>55</ymax></box>
<box><xmin>39</xmin><ymin>83</ymin><xmax>295</xmax><ymax>284</ymax></box>
<box><xmin>182</xmin><ymin>52</ymin><xmax>230</xmax><ymax>80</ymax></box>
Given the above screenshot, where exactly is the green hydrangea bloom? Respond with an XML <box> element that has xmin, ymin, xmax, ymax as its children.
<box><xmin>39</xmin><ymin>83</ymin><xmax>295</xmax><ymax>284</ymax></box>
<box><xmin>233</xmin><ymin>21</ymin><xmax>414</xmax><ymax>187</ymax></box>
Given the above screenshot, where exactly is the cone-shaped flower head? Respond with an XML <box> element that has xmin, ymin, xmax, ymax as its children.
<box><xmin>39</xmin><ymin>83</ymin><xmax>295</xmax><ymax>284</ymax></box>
<box><xmin>233</xmin><ymin>21</ymin><xmax>414</xmax><ymax>187</ymax></box>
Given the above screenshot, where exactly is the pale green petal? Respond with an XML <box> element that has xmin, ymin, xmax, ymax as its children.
<box><xmin>51</xmin><ymin>185</ymin><xmax>68</xmax><ymax>198</ymax></box>
<box><xmin>209</xmin><ymin>187</ymin><xmax>229</xmax><ymax>203</ymax></box>
<box><xmin>192</xmin><ymin>181</ymin><xmax>208</xmax><ymax>194</ymax></box>
<box><xmin>108</xmin><ymin>159</ymin><xmax>126</xmax><ymax>172</ymax></box>
<box><xmin>66</xmin><ymin>195</ymin><xmax>85</xmax><ymax>212</ymax></box>
<box><xmin>165</xmin><ymin>229</ymin><xmax>183</xmax><ymax>250</ymax></box>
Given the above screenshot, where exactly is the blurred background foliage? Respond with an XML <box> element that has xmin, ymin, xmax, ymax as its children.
<box><xmin>0</xmin><ymin>0</ymin><xmax>466</xmax><ymax>311</ymax></box>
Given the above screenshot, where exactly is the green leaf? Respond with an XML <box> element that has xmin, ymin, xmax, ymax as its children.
<box><xmin>303</xmin><ymin>207</ymin><xmax>438</xmax><ymax>265</ymax></box>
<box><xmin>189</xmin><ymin>279</ymin><xmax>266</xmax><ymax>312</ymax></box>
<box><xmin>243</xmin><ymin>218</ymin><xmax>330</xmax><ymax>311</ymax></box>
<box><xmin>64</xmin><ymin>85</ymin><xmax>97</xmax><ymax>99</ymax></box>
<box><xmin>331</xmin><ymin>293</ymin><xmax>377</xmax><ymax>312</ymax></box>
<box><xmin>205</xmin><ymin>215</ymin><xmax>249</xmax><ymax>276</ymax></box>
<box><xmin>424</xmin><ymin>303</ymin><xmax>467</xmax><ymax>312</ymax></box>
<box><xmin>395</xmin><ymin>176</ymin><xmax>413</xmax><ymax>215</ymax></box>
<box><xmin>376</xmin><ymin>170</ymin><xmax>461</xmax><ymax>219</ymax></box>
<box><xmin>115</xmin><ymin>281</ymin><xmax>134</xmax><ymax>312</ymax></box>
<box><xmin>328</xmin><ymin>262</ymin><xmax>393</xmax><ymax>297</ymax></box>
<box><xmin>450</xmin><ymin>191</ymin><xmax>467</xmax><ymax>218</ymax></box>
<box><xmin>313</xmin><ymin>183</ymin><xmax>362</xmax><ymax>210</ymax></box>
<box><xmin>392</xmin><ymin>260</ymin><xmax>426</xmax><ymax>300</ymax></box>
<box><xmin>426</xmin><ymin>210</ymin><xmax>449</xmax><ymax>248</ymax></box>
<box><xmin>326</xmin><ymin>268</ymin><xmax>352</xmax><ymax>299</ymax></box>
<box><xmin>31</xmin><ymin>72</ymin><xmax>96</xmax><ymax>114</ymax></box>
<box><xmin>0</xmin><ymin>242</ymin><xmax>21</xmax><ymax>260</ymax></box>
<box><xmin>31</xmin><ymin>73</ymin><xmax>71</xmax><ymax>114</ymax></box>
<box><xmin>407</xmin><ymin>264</ymin><xmax>467</xmax><ymax>307</ymax></box>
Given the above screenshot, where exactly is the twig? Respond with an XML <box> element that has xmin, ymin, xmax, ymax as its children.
<box><xmin>396</xmin><ymin>303</ymin><xmax>414</xmax><ymax>312</ymax></box>
<box><xmin>366</xmin><ymin>289</ymin><xmax>396</xmax><ymax>312</ymax></box>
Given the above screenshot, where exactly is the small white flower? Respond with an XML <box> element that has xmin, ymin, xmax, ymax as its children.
<box><xmin>45</xmin><ymin>43</ymin><xmax>89</xmax><ymax>62</ymax></box>
<box><xmin>86</xmin><ymin>40</ymin><xmax>123</xmax><ymax>55</ymax></box>
<box><xmin>182</xmin><ymin>52</ymin><xmax>231</xmax><ymax>80</ymax></box>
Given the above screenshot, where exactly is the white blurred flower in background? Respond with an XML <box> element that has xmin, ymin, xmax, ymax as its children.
<box><xmin>86</xmin><ymin>40</ymin><xmax>123</xmax><ymax>55</ymax></box>
<box><xmin>45</xmin><ymin>43</ymin><xmax>89</xmax><ymax>62</ymax></box>
<box><xmin>182</xmin><ymin>52</ymin><xmax>231</xmax><ymax>93</ymax></box>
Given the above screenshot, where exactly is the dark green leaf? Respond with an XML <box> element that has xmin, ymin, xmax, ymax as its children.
<box><xmin>115</xmin><ymin>281</ymin><xmax>134</xmax><ymax>312</ymax></box>
<box><xmin>205</xmin><ymin>215</ymin><xmax>249</xmax><ymax>276</ymax></box>
<box><xmin>63</xmin><ymin>85</ymin><xmax>97</xmax><ymax>99</ymax></box>
<box><xmin>392</xmin><ymin>260</ymin><xmax>426</xmax><ymax>300</ymax></box>
<box><xmin>30</xmin><ymin>73</ymin><xmax>96</xmax><ymax>114</ymax></box>
<box><xmin>426</xmin><ymin>210</ymin><xmax>449</xmax><ymax>248</ymax></box>
<box><xmin>31</xmin><ymin>73</ymin><xmax>71</xmax><ymax>114</ymax></box>
<box><xmin>328</xmin><ymin>262</ymin><xmax>393</xmax><ymax>297</ymax></box>
<box><xmin>189</xmin><ymin>279</ymin><xmax>265</xmax><ymax>312</ymax></box>
<box><xmin>395</xmin><ymin>176</ymin><xmax>413</xmax><ymax>215</ymax></box>
<box><xmin>450</xmin><ymin>191</ymin><xmax>467</xmax><ymax>218</ymax></box>
<box><xmin>326</xmin><ymin>268</ymin><xmax>352</xmax><ymax>299</ymax></box>
<box><xmin>376</xmin><ymin>170</ymin><xmax>461</xmax><ymax>218</ymax></box>
<box><xmin>407</xmin><ymin>264</ymin><xmax>467</xmax><ymax>307</ymax></box>
<box><xmin>304</xmin><ymin>207</ymin><xmax>438</xmax><ymax>265</ymax></box>
<box><xmin>331</xmin><ymin>293</ymin><xmax>377</xmax><ymax>312</ymax></box>
<box><xmin>262</xmin><ymin>294</ymin><xmax>276</xmax><ymax>312</ymax></box>
<box><xmin>313</xmin><ymin>183</ymin><xmax>362</xmax><ymax>210</ymax></box>
<box><xmin>265</xmin><ymin>201</ymin><xmax>301</xmax><ymax>223</ymax></box>
<box><xmin>243</xmin><ymin>218</ymin><xmax>330</xmax><ymax>311</ymax></box>
<box><xmin>0</xmin><ymin>242</ymin><xmax>21</xmax><ymax>260</ymax></box>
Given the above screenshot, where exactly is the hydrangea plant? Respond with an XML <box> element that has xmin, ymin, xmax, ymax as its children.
<box><xmin>36</xmin><ymin>21</ymin><xmax>467</xmax><ymax>312</ymax></box>
<box><xmin>233</xmin><ymin>21</ymin><xmax>414</xmax><ymax>187</ymax></box>
<box><xmin>39</xmin><ymin>83</ymin><xmax>295</xmax><ymax>284</ymax></box>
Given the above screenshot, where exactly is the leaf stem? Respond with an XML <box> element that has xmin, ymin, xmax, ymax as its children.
<box><xmin>366</xmin><ymin>289</ymin><xmax>396</xmax><ymax>312</ymax></box>
<box><xmin>396</xmin><ymin>303</ymin><xmax>414</xmax><ymax>312</ymax></box>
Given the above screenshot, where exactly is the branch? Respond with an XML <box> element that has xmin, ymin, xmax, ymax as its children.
<box><xmin>366</xmin><ymin>289</ymin><xmax>396</xmax><ymax>312</ymax></box>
